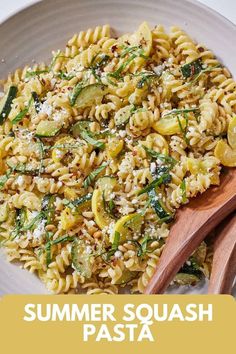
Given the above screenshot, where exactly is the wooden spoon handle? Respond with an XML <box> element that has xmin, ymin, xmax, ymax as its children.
<box><xmin>208</xmin><ymin>214</ymin><xmax>236</xmax><ymax>294</ymax></box>
<box><xmin>145</xmin><ymin>169</ymin><xmax>236</xmax><ymax>294</ymax></box>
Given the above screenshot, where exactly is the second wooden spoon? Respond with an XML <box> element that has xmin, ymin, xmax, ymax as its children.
<box><xmin>145</xmin><ymin>168</ymin><xmax>236</xmax><ymax>294</ymax></box>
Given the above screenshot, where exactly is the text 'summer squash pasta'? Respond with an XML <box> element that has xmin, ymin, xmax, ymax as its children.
<box><xmin>0</xmin><ymin>22</ymin><xmax>235</xmax><ymax>294</ymax></box>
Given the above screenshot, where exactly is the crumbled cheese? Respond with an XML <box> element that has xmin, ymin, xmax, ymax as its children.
<box><xmin>40</xmin><ymin>101</ymin><xmax>53</xmax><ymax>116</ymax></box>
<box><xmin>16</xmin><ymin>175</ymin><xmax>24</xmax><ymax>187</ymax></box>
<box><xmin>0</xmin><ymin>91</ymin><xmax>4</xmax><ymax>98</ymax></box>
<box><xmin>153</xmin><ymin>64</ymin><xmax>165</xmax><ymax>76</ymax></box>
<box><xmin>131</xmin><ymin>198</ymin><xmax>138</xmax><ymax>204</ymax></box>
<box><xmin>85</xmin><ymin>245</ymin><xmax>92</xmax><ymax>254</ymax></box>
<box><xmin>107</xmin><ymin>221</ymin><xmax>115</xmax><ymax>236</ymax></box>
<box><xmin>87</xmin><ymin>220</ymin><xmax>95</xmax><ymax>227</ymax></box>
<box><xmin>119</xmin><ymin>130</ymin><xmax>127</xmax><ymax>138</ymax></box>
<box><xmin>110</xmin><ymin>192</ymin><xmax>115</xmax><ymax>199</ymax></box>
<box><xmin>51</xmin><ymin>78</ymin><xmax>57</xmax><ymax>87</ymax></box>
<box><xmin>158</xmin><ymin>87</ymin><xmax>163</xmax><ymax>93</ymax></box>
<box><xmin>54</xmin><ymin>197</ymin><xmax>62</xmax><ymax>208</ymax></box>
<box><xmin>186</xmin><ymin>260</ymin><xmax>191</xmax><ymax>266</ymax></box>
<box><xmin>114</xmin><ymin>250</ymin><xmax>123</xmax><ymax>258</ymax></box>
<box><xmin>150</xmin><ymin>162</ymin><xmax>157</xmax><ymax>174</ymax></box>
<box><xmin>33</xmin><ymin>220</ymin><xmax>46</xmax><ymax>240</ymax></box>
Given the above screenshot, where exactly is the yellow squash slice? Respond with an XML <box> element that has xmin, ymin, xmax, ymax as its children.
<box><xmin>111</xmin><ymin>213</ymin><xmax>143</xmax><ymax>243</ymax></box>
<box><xmin>214</xmin><ymin>140</ymin><xmax>236</xmax><ymax>167</ymax></box>
<box><xmin>152</xmin><ymin>116</ymin><xmax>186</xmax><ymax>135</ymax></box>
<box><xmin>133</xmin><ymin>21</ymin><xmax>152</xmax><ymax>57</ymax></box>
<box><xmin>228</xmin><ymin>116</ymin><xmax>236</xmax><ymax>150</ymax></box>
<box><xmin>92</xmin><ymin>189</ymin><xmax>113</xmax><ymax>229</ymax></box>
<box><xmin>107</xmin><ymin>138</ymin><xmax>124</xmax><ymax>159</ymax></box>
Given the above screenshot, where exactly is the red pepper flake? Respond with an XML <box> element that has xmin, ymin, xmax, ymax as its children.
<box><xmin>191</xmin><ymin>64</ymin><xmax>195</xmax><ymax>76</ymax></box>
<box><xmin>198</xmin><ymin>47</ymin><xmax>204</xmax><ymax>53</ymax></box>
<box><xmin>111</xmin><ymin>45</ymin><xmax>118</xmax><ymax>53</ymax></box>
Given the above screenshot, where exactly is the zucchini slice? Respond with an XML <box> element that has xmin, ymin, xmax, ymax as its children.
<box><xmin>35</xmin><ymin>120</ymin><xmax>61</xmax><ymax>137</ymax></box>
<box><xmin>174</xmin><ymin>273</ymin><xmax>200</xmax><ymax>285</ymax></box>
<box><xmin>96</xmin><ymin>176</ymin><xmax>117</xmax><ymax>198</ymax></box>
<box><xmin>114</xmin><ymin>105</ymin><xmax>133</xmax><ymax>126</ymax></box>
<box><xmin>74</xmin><ymin>84</ymin><xmax>107</xmax><ymax>108</ymax></box>
<box><xmin>71</xmin><ymin>238</ymin><xmax>93</xmax><ymax>278</ymax></box>
<box><xmin>148</xmin><ymin>189</ymin><xmax>173</xmax><ymax>223</ymax></box>
<box><xmin>0</xmin><ymin>86</ymin><xmax>18</xmax><ymax>125</ymax></box>
<box><xmin>71</xmin><ymin>120</ymin><xmax>91</xmax><ymax>138</ymax></box>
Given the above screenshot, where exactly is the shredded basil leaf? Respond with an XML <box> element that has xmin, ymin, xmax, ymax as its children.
<box><xmin>69</xmin><ymin>82</ymin><xmax>84</xmax><ymax>106</ymax></box>
<box><xmin>180</xmin><ymin>178</ymin><xmax>187</xmax><ymax>203</ymax></box>
<box><xmin>83</xmin><ymin>163</ymin><xmax>107</xmax><ymax>189</ymax></box>
<box><xmin>181</xmin><ymin>59</ymin><xmax>203</xmax><ymax>78</ymax></box>
<box><xmin>163</xmin><ymin>108</ymin><xmax>200</xmax><ymax>117</ymax></box>
<box><xmin>143</xmin><ymin>146</ymin><xmax>177</xmax><ymax>168</ymax></box>
<box><xmin>105</xmin><ymin>231</ymin><xmax>120</xmax><ymax>260</ymax></box>
<box><xmin>63</xmin><ymin>193</ymin><xmax>92</xmax><ymax>209</ymax></box>
<box><xmin>0</xmin><ymin>167</ymin><xmax>16</xmax><ymax>189</ymax></box>
<box><xmin>80</xmin><ymin>129</ymin><xmax>105</xmax><ymax>149</ymax></box>
<box><xmin>12</xmin><ymin>97</ymin><xmax>33</xmax><ymax>125</ymax></box>
<box><xmin>138</xmin><ymin>166</ymin><xmax>171</xmax><ymax>195</ymax></box>
<box><xmin>148</xmin><ymin>189</ymin><xmax>174</xmax><ymax>223</ymax></box>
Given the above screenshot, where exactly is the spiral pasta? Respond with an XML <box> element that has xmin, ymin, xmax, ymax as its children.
<box><xmin>0</xmin><ymin>22</ymin><xmax>233</xmax><ymax>294</ymax></box>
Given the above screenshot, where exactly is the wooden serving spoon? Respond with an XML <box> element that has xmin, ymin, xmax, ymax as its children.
<box><xmin>208</xmin><ymin>213</ymin><xmax>236</xmax><ymax>294</ymax></box>
<box><xmin>145</xmin><ymin>168</ymin><xmax>236</xmax><ymax>294</ymax></box>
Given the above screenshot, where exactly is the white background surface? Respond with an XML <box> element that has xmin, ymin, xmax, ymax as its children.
<box><xmin>0</xmin><ymin>0</ymin><xmax>236</xmax><ymax>25</ymax></box>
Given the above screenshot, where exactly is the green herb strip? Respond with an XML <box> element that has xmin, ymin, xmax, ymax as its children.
<box><xmin>137</xmin><ymin>235</ymin><xmax>153</xmax><ymax>257</ymax></box>
<box><xmin>26</xmin><ymin>51</ymin><xmax>62</xmax><ymax>78</ymax></box>
<box><xmin>0</xmin><ymin>86</ymin><xmax>18</xmax><ymax>124</ymax></box>
<box><xmin>138</xmin><ymin>166</ymin><xmax>171</xmax><ymax>196</ymax></box>
<box><xmin>37</xmin><ymin>138</ymin><xmax>45</xmax><ymax>175</ymax></box>
<box><xmin>108</xmin><ymin>46</ymin><xmax>147</xmax><ymax>80</ymax></box>
<box><xmin>180</xmin><ymin>178</ymin><xmax>187</xmax><ymax>203</ymax></box>
<box><xmin>12</xmin><ymin>97</ymin><xmax>33</xmax><ymax>125</ymax></box>
<box><xmin>69</xmin><ymin>83</ymin><xmax>84</xmax><ymax>106</ymax></box>
<box><xmin>63</xmin><ymin>193</ymin><xmax>92</xmax><ymax>209</ymax></box>
<box><xmin>102</xmin><ymin>191</ymin><xmax>116</xmax><ymax>218</ymax></box>
<box><xmin>105</xmin><ymin>231</ymin><xmax>120</xmax><ymax>260</ymax></box>
<box><xmin>148</xmin><ymin>189</ymin><xmax>173</xmax><ymax>223</ymax></box>
<box><xmin>177</xmin><ymin>114</ymin><xmax>189</xmax><ymax>145</ymax></box>
<box><xmin>190</xmin><ymin>65</ymin><xmax>221</xmax><ymax>85</ymax></box>
<box><xmin>90</xmin><ymin>54</ymin><xmax>110</xmax><ymax>81</ymax></box>
<box><xmin>163</xmin><ymin>108</ymin><xmax>200</xmax><ymax>117</ymax></box>
<box><xmin>80</xmin><ymin>129</ymin><xmax>105</xmax><ymax>149</ymax></box>
<box><xmin>10</xmin><ymin>208</ymin><xmax>27</xmax><ymax>240</ymax></box>
<box><xmin>135</xmin><ymin>71</ymin><xmax>159</xmax><ymax>89</ymax></box>
<box><xmin>0</xmin><ymin>167</ymin><xmax>16</xmax><ymax>189</ymax></box>
<box><xmin>45</xmin><ymin>235</ymin><xmax>75</xmax><ymax>267</ymax></box>
<box><xmin>83</xmin><ymin>163</ymin><xmax>107</xmax><ymax>189</ymax></box>
<box><xmin>181</xmin><ymin>59</ymin><xmax>203</xmax><ymax>79</ymax></box>
<box><xmin>143</xmin><ymin>146</ymin><xmax>177</xmax><ymax>168</ymax></box>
